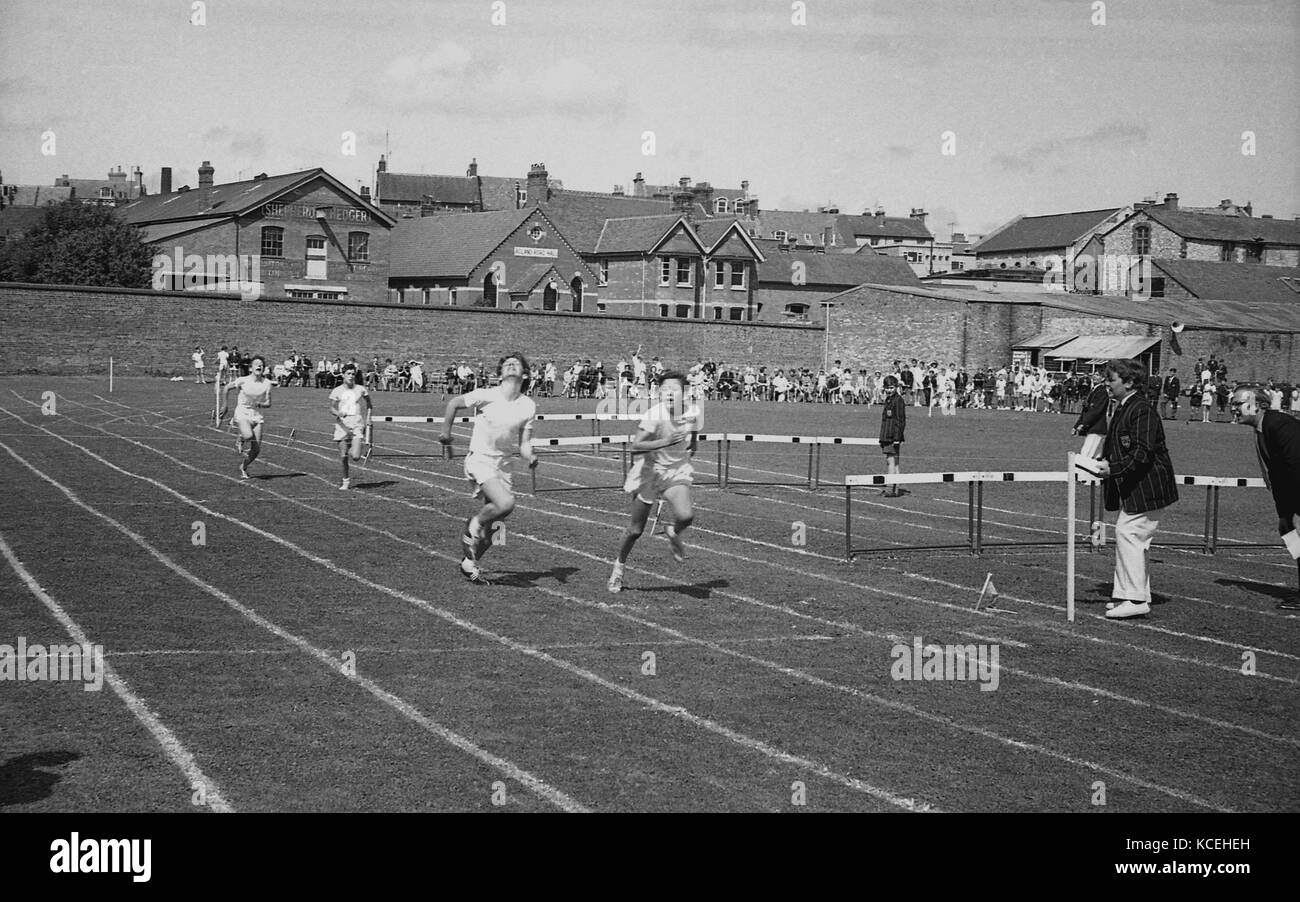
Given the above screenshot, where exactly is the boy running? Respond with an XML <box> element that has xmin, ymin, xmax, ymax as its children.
<box><xmin>330</xmin><ymin>364</ymin><xmax>372</xmax><ymax>489</ymax></box>
<box><xmin>440</xmin><ymin>353</ymin><xmax>537</xmax><ymax>585</ymax></box>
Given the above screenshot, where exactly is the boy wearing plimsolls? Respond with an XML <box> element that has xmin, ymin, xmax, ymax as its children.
<box><xmin>330</xmin><ymin>364</ymin><xmax>372</xmax><ymax>490</ymax></box>
<box><xmin>440</xmin><ymin>353</ymin><xmax>537</xmax><ymax>585</ymax></box>
<box><xmin>1090</xmin><ymin>358</ymin><xmax>1178</xmax><ymax>620</ymax></box>
<box><xmin>609</xmin><ymin>372</ymin><xmax>699</xmax><ymax>593</ymax></box>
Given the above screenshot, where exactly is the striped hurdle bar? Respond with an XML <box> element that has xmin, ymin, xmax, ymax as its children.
<box><xmin>530</xmin><ymin>434</ymin><xmax>638</xmax><ymax>493</ymax></box>
<box><xmin>364</xmin><ymin>416</ymin><xmax>474</xmax><ymax>459</ymax></box>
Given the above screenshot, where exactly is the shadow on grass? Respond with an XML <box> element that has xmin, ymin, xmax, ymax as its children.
<box><xmin>1215</xmin><ymin>578</ymin><xmax>1297</xmax><ymax>602</ymax></box>
<box><xmin>624</xmin><ymin>577</ymin><xmax>729</xmax><ymax>600</ymax></box>
<box><xmin>253</xmin><ymin>472</ymin><xmax>309</xmax><ymax>481</ymax></box>
<box><xmin>0</xmin><ymin>750</ymin><xmax>80</xmax><ymax>808</ymax></box>
<box><xmin>491</xmin><ymin>565</ymin><xmax>582</xmax><ymax>588</ymax></box>
<box><xmin>352</xmin><ymin>480</ymin><xmax>398</xmax><ymax>490</ymax></box>
<box><xmin>1087</xmin><ymin>581</ymin><xmax>1171</xmax><ymax>606</ymax></box>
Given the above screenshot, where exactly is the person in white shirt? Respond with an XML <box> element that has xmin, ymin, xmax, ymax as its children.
<box><xmin>330</xmin><ymin>364</ymin><xmax>372</xmax><ymax>490</ymax></box>
<box><xmin>440</xmin><ymin>353</ymin><xmax>537</xmax><ymax>585</ymax></box>
<box><xmin>216</xmin><ymin>346</ymin><xmax>230</xmax><ymax>382</ymax></box>
<box><xmin>192</xmin><ymin>346</ymin><xmax>207</xmax><ymax>384</ymax></box>
<box><xmin>217</xmin><ymin>354</ymin><xmax>273</xmax><ymax>479</ymax></box>
<box><xmin>609</xmin><ymin>372</ymin><xmax>699</xmax><ymax>592</ymax></box>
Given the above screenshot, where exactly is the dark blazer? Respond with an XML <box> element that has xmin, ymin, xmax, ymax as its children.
<box><xmin>1160</xmin><ymin>375</ymin><xmax>1181</xmax><ymax>401</ymax></box>
<box><xmin>880</xmin><ymin>392</ymin><xmax>906</xmax><ymax>443</ymax></box>
<box><xmin>1103</xmin><ymin>392</ymin><xmax>1179</xmax><ymax>513</ymax></box>
<box><xmin>1258</xmin><ymin>410</ymin><xmax>1300</xmax><ymax>522</ymax></box>
<box><xmin>1074</xmin><ymin>383</ymin><xmax>1109</xmax><ymax>437</ymax></box>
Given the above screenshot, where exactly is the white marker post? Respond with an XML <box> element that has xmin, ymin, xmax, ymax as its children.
<box><xmin>109</xmin><ymin>356</ymin><xmax>114</xmax><ymax>393</ymax></box>
<box><xmin>1066</xmin><ymin>452</ymin><xmax>1076</xmax><ymax>622</ymax></box>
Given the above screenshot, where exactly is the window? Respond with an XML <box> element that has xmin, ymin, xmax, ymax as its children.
<box><xmin>715</xmin><ymin>263</ymin><xmax>726</xmax><ymax>288</ymax></box>
<box><xmin>347</xmin><ymin>232</ymin><xmax>370</xmax><ymax>262</ymax></box>
<box><xmin>713</xmin><ymin>307</ymin><xmax>723</xmax><ymax>320</ymax></box>
<box><xmin>659</xmin><ymin>304</ymin><xmax>669</xmax><ymax>317</ymax></box>
<box><xmin>714</xmin><ymin>198</ymin><xmax>729</xmax><ymax>214</ymax></box>
<box><xmin>1220</xmin><ymin>243</ymin><xmax>1235</xmax><ymax>262</ymax></box>
<box><xmin>261</xmin><ymin>226</ymin><xmax>284</xmax><ymax>258</ymax></box>
<box><xmin>448</xmin><ymin>287</ymin><xmax>457</xmax><ymax>305</ymax></box>
<box><xmin>660</xmin><ymin>257</ymin><xmax>671</xmax><ymax>285</ymax></box>
<box><xmin>785</xmin><ymin>303</ymin><xmax>809</xmax><ymax>319</ymax></box>
<box><xmin>570</xmin><ymin>276</ymin><xmax>583</xmax><ymax>312</ymax></box>
<box><xmin>1245</xmin><ymin>240</ymin><xmax>1264</xmax><ymax>262</ymax></box>
<box><xmin>599</xmin><ymin>259</ymin><xmax>609</xmax><ymax>284</ymax></box>
<box><xmin>676</xmin><ymin>258</ymin><xmax>692</xmax><ymax>286</ymax></box>
<box><xmin>730</xmin><ymin>264</ymin><xmax>745</xmax><ymax>289</ymax></box>
<box><xmin>422</xmin><ymin>289</ymin><xmax>430</xmax><ymax>305</ymax></box>
<box><xmin>773</xmin><ymin>230</ymin><xmax>787</xmax><ymax>243</ymax></box>
<box><xmin>803</xmin><ymin>233</ymin><xmax>812</xmax><ymax>242</ymax></box>
<box><xmin>597</xmin><ymin>303</ymin><xmax>606</xmax><ymax>313</ymax></box>
<box><xmin>1149</xmin><ymin>277</ymin><xmax>1165</xmax><ymax>298</ymax></box>
<box><xmin>543</xmin><ymin>284</ymin><xmax>558</xmax><ymax>311</ymax></box>
<box><xmin>675</xmin><ymin>304</ymin><xmax>691</xmax><ymax>318</ymax></box>
<box><xmin>729</xmin><ymin>307</ymin><xmax>744</xmax><ymax>321</ymax></box>
<box><xmin>1133</xmin><ymin>224</ymin><xmax>1151</xmax><ymax>256</ymax></box>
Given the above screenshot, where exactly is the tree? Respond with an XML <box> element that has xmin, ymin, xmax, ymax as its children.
<box><xmin>0</xmin><ymin>201</ymin><xmax>153</xmax><ymax>288</ymax></box>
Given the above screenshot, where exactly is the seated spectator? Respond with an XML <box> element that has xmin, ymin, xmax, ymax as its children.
<box><xmin>408</xmin><ymin>361</ymin><xmax>424</xmax><ymax>392</ymax></box>
<box><xmin>381</xmin><ymin>359</ymin><xmax>399</xmax><ymax>390</ymax></box>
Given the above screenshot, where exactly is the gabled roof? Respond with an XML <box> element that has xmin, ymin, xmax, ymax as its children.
<box><xmin>755</xmin><ymin>243</ymin><xmax>922</xmax><ymax>288</ymax></box>
<box><xmin>694</xmin><ymin>218</ymin><xmax>765</xmax><ymax>260</ymax></box>
<box><xmin>10</xmin><ymin>185</ymin><xmax>74</xmax><ymax>206</ymax></box>
<box><xmin>1047</xmin><ymin>335</ymin><xmax>1162</xmax><ymax>361</ymax></box>
<box><xmin>377</xmin><ymin>172</ymin><xmax>480</xmax><ymax>206</ymax></box>
<box><xmin>119</xmin><ymin>169</ymin><xmax>396</xmax><ymax>227</ymax></box>
<box><xmin>973</xmin><ymin>208</ymin><xmax>1122</xmax><ymax>254</ymax></box>
<box><xmin>389</xmin><ymin>208</ymin><xmax>532</xmax><ymax>279</ymax></box>
<box><xmin>135</xmin><ymin>219</ymin><xmax>233</xmax><ymax>245</ymax></box>
<box><xmin>1012</xmin><ymin>330</ymin><xmax>1078</xmax><ymax>350</ymax></box>
<box><xmin>1136</xmin><ymin>207</ymin><xmax>1300</xmax><ymax>246</ymax></box>
<box><xmin>754</xmin><ymin>210</ymin><xmax>844</xmax><ymax>243</ymax></box>
<box><xmin>836</xmin><ymin>212</ymin><xmax>934</xmax><ymax>241</ymax></box>
<box><xmin>1152</xmin><ymin>259</ymin><xmax>1300</xmax><ymax>303</ymax></box>
<box><xmin>508</xmin><ymin>262</ymin><xmax>564</xmax><ymax>293</ymax></box>
<box><xmin>594</xmin><ymin>215</ymin><xmax>706</xmax><ymax>255</ymax></box>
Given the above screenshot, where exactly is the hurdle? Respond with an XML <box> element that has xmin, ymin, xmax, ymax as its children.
<box><xmin>693</xmin><ymin>434</ymin><xmax>894</xmax><ymax>491</ymax></box>
<box><xmin>844</xmin><ymin>461</ymin><xmax>1269</xmax><ymax>565</ymax></box>
<box><xmin>530</xmin><ymin>434</ymin><xmax>638</xmax><ymax>493</ymax></box>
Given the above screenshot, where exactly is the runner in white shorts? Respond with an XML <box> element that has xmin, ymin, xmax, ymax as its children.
<box><xmin>608</xmin><ymin>371</ymin><xmax>699</xmax><ymax>592</ymax></box>
<box><xmin>218</xmin><ymin>354</ymin><xmax>272</xmax><ymax>479</ymax></box>
<box><xmin>440</xmin><ymin>352</ymin><xmax>537</xmax><ymax>585</ymax></box>
<box><xmin>329</xmin><ymin>363</ymin><xmax>372</xmax><ymax>490</ymax></box>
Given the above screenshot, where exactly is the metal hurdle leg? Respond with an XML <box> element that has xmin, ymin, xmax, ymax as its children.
<box><xmin>723</xmin><ymin>439</ymin><xmax>732</xmax><ymax>489</ymax></box>
<box><xmin>1210</xmin><ymin>486</ymin><xmax>1220</xmax><ymax>554</ymax></box>
<box><xmin>1203</xmin><ymin>486</ymin><xmax>1213</xmax><ymax>554</ymax></box>
<box><xmin>976</xmin><ymin>481</ymin><xmax>984</xmax><ymax>554</ymax></box>
<box><xmin>715</xmin><ymin>438</ymin><xmax>724</xmax><ymax>489</ymax></box>
<box><xmin>813</xmin><ymin>442</ymin><xmax>822</xmax><ymax>491</ymax></box>
<box><xmin>845</xmin><ymin>485</ymin><xmax>853</xmax><ymax>559</ymax></box>
<box><xmin>968</xmin><ymin>482</ymin><xmax>977</xmax><ymax>554</ymax></box>
<box><xmin>806</xmin><ymin>444</ymin><xmax>815</xmax><ymax>489</ymax></box>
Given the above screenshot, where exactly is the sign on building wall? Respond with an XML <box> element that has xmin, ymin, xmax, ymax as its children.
<box><xmin>262</xmin><ymin>202</ymin><xmax>370</xmax><ymax>223</ymax></box>
<box><xmin>514</xmin><ymin>247</ymin><xmax>559</xmax><ymax>258</ymax></box>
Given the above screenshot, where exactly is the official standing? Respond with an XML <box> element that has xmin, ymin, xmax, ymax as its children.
<box><xmin>1072</xmin><ymin>370</ymin><xmax>1109</xmax><ymax>458</ymax></box>
<box><xmin>1158</xmin><ymin>367</ymin><xmax>1180</xmax><ymax>420</ymax></box>
<box><xmin>1231</xmin><ymin>387</ymin><xmax>1300</xmax><ymax>610</ymax></box>
<box><xmin>1091</xmin><ymin>359</ymin><xmax>1178</xmax><ymax>619</ymax></box>
<box><xmin>879</xmin><ymin>374</ymin><xmax>907</xmax><ymax>498</ymax></box>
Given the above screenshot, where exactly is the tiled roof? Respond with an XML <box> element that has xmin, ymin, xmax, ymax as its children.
<box><xmin>836</xmin><ymin>212</ymin><xmax>934</xmax><ymax>241</ymax></box>
<box><xmin>1152</xmin><ymin>259</ymin><xmax>1300</xmax><ymax>303</ymax></box>
<box><xmin>64</xmin><ymin>178</ymin><xmax>143</xmax><ymax>202</ymax></box>
<box><xmin>135</xmin><ymin>220</ymin><xmax>233</xmax><ymax>244</ymax></box>
<box><xmin>973</xmin><ymin>208</ymin><xmax>1122</xmax><ymax>254</ymax></box>
<box><xmin>508</xmin><ymin>262</ymin><xmax>561</xmax><ymax>293</ymax></box>
<box><xmin>1138</xmin><ymin>207</ymin><xmax>1300</xmax><ymax>245</ymax></box>
<box><xmin>389</xmin><ymin>208</ymin><xmax>532</xmax><ymax>280</ymax></box>
<box><xmin>755</xmin><ymin>243</ymin><xmax>922</xmax><ymax>288</ymax></box>
<box><xmin>10</xmin><ymin>185</ymin><xmax>73</xmax><ymax>206</ymax></box>
<box><xmin>594</xmin><ymin>215</ymin><xmax>698</xmax><ymax>255</ymax></box>
<box><xmin>1012</xmin><ymin>330</ymin><xmax>1078</xmax><ymax>349</ymax></box>
<box><xmin>754</xmin><ymin>210</ymin><xmax>843</xmax><ymax>244</ymax></box>
<box><xmin>377</xmin><ymin>172</ymin><xmax>481</xmax><ymax>206</ymax></box>
<box><xmin>542</xmin><ymin>194</ymin><xmax>680</xmax><ymax>252</ymax></box>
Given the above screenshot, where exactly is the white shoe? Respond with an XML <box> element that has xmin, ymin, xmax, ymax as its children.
<box><xmin>1105</xmin><ymin>600</ymin><xmax>1150</xmax><ymax>619</ymax></box>
<box><xmin>240</xmin><ymin>464</ymin><xmax>250</xmax><ymax>479</ymax></box>
<box><xmin>665</xmin><ymin>524</ymin><xmax>687</xmax><ymax>563</ymax></box>
<box><xmin>607</xmin><ymin>566</ymin><xmax>624</xmax><ymax>593</ymax></box>
<box><xmin>340</xmin><ymin>477</ymin><xmax>351</xmax><ymax>490</ymax></box>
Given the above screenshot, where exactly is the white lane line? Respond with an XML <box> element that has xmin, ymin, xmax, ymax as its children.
<box><xmin>0</xmin><ymin>435</ymin><xmax>590</xmax><ymax>814</ymax></box>
<box><xmin>0</xmin><ymin>528</ymin><xmax>235</xmax><ymax>812</ymax></box>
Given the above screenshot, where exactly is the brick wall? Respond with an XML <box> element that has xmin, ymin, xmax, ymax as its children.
<box><xmin>0</xmin><ymin>283</ymin><xmax>822</xmax><ymax>376</ymax></box>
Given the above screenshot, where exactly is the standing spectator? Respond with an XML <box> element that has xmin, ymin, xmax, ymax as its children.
<box><xmin>1230</xmin><ymin>386</ymin><xmax>1300</xmax><ymax>609</ymax></box>
<box><xmin>192</xmin><ymin>346</ymin><xmax>207</xmax><ymax>384</ymax></box>
<box><xmin>315</xmin><ymin>357</ymin><xmax>329</xmax><ymax>388</ymax></box>
<box><xmin>216</xmin><ymin>345</ymin><xmax>230</xmax><ymax>383</ymax></box>
<box><xmin>1073</xmin><ymin>371</ymin><xmax>1109</xmax><ymax>458</ymax></box>
<box><xmin>1090</xmin><ymin>359</ymin><xmax>1179</xmax><ymax>620</ymax></box>
<box><xmin>1158</xmin><ymin>368</ymin><xmax>1180</xmax><ymax>420</ymax></box>
<box><xmin>879</xmin><ymin>374</ymin><xmax>907</xmax><ymax>498</ymax></box>
<box><xmin>1200</xmin><ymin>380</ymin><xmax>1215</xmax><ymax>422</ymax></box>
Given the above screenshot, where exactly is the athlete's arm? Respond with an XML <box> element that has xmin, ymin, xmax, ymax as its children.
<box><xmin>629</xmin><ymin>425</ymin><xmax>684</xmax><ymax>454</ymax></box>
<box><xmin>519</xmin><ymin>420</ymin><xmax>537</xmax><ymax>467</ymax></box>
<box><xmin>217</xmin><ymin>379</ymin><xmax>240</xmax><ymax>420</ymax></box>
<box><xmin>440</xmin><ymin>394</ymin><xmax>468</xmax><ymax>443</ymax></box>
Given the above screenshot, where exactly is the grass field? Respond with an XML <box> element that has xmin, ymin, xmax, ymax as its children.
<box><xmin>1</xmin><ymin>376</ymin><xmax>1297</xmax><ymax>813</ymax></box>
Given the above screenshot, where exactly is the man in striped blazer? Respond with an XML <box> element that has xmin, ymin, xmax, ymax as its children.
<box><xmin>1091</xmin><ymin>359</ymin><xmax>1179</xmax><ymax>619</ymax></box>
<box><xmin>1231</xmin><ymin>387</ymin><xmax>1300</xmax><ymax>610</ymax></box>
<box><xmin>1072</xmin><ymin>370</ymin><xmax>1109</xmax><ymax>458</ymax></box>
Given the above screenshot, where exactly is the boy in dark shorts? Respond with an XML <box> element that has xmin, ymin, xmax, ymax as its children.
<box><xmin>880</xmin><ymin>374</ymin><xmax>907</xmax><ymax>497</ymax></box>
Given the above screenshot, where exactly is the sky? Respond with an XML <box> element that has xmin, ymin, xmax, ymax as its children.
<box><xmin>1</xmin><ymin>0</ymin><xmax>1297</xmax><ymax>239</ymax></box>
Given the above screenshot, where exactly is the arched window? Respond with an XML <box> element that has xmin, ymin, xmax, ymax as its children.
<box><xmin>543</xmin><ymin>282</ymin><xmax>558</xmax><ymax>311</ymax></box>
<box><xmin>1133</xmin><ymin>224</ymin><xmax>1151</xmax><ymax>256</ymax></box>
<box><xmin>570</xmin><ymin>276</ymin><xmax>583</xmax><ymax>312</ymax></box>
<box><xmin>714</xmin><ymin>197</ymin><xmax>729</xmax><ymax>214</ymax></box>
<box><xmin>483</xmin><ymin>273</ymin><xmax>498</xmax><ymax>308</ymax></box>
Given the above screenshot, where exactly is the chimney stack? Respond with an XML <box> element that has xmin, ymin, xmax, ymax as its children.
<box><xmin>874</xmin><ymin>208</ymin><xmax>886</xmax><ymax>219</ymax></box>
<box><xmin>1244</xmin><ymin>201</ymin><xmax>1253</xmax><ymax>217</ymax></box>
<box><xmin>1219</xmin><ymin>199</ymin><xmax>1233</xmax><ymax>209</ymax></box>
<box><xmin>822</xmin><ymin>225</ymin><xmax>834</xmax><ymax>249</ymax></box>
<box><xmin>198</xmin><ymin>160</ymin><xmax>214</xmax><ymax>188</ymax></box>
<box><xmin>360</xmin><ymin>185</ymin><xmax>371</xmax><ymax>201</ymax></box>
<box><xmin>633</xmin><ymin>171</ymin><xmax>645</xmax><ymax>197</ymax></box>
<box><xmin>1163</xmin><ymin>192</ymin><xmax>1178</xmax><ymax>212</ymax></box>
<box><xmin>740</xmin><ymin>180</ymin><xmax>749</xmax><ymax>199</ymax></box>
<box><xmin>160</xmin><ymin>167</ymin><xmax>172</xmax><ymax>194</ymax></box>
<box><xmin>377</xmin><ymin>155</ymin><xmax>387</xmax><ymax>173</ymax></box>
<box><xmin>673</xmin><ymin>177</ymin><xmax>694</xmax><ymax>216</ymax></box>
<box><xmin>467</xmin><ymin>158</ymin><xmax>478</xmax><ymax>178</ymax></box>
<box><xmin>526</xmin><ymin>163</ymin><xmax>550</xmax><ymax>205</ymax></box>
<box><xmin>691</xmin><ymin>180</ymin><xmax>713</xmax><ymax>212</ymax></box>
<box><xmin>910</xmin><ymin>207</ymin><xmax>928</xmax><ymax>224</ymax></box>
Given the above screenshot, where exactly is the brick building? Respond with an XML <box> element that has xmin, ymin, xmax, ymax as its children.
<box><xmin>754</xmin><ymin>241</ymin><xmax>920</xmax><ymax>324</ymax></box>
<box><xmin>387</xmin><ymin>206</ymin><xmax>600</xmax><ymax>310</ymax></box>
<box><xmin>1088</xmin><ymin>193</ymin><xmax>1300</xmax><ymax>268</ymax></box>
<box><xmin>373</xmin><ymin>156</ymin><xmax>524</xmax><ymax>218</ymax></box>
<box><xmin>973</xmin><ymin>206</ymin><xmax>1128</xmax><ymax>273</ymax></box>
<box><xmin>120</xmin><ymin>165</ymin><xmax>395</xmax><ymax>303</ymax></box>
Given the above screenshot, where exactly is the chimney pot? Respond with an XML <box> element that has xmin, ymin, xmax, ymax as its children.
<box><xmin>160</xmin><ymin>167</ymin><xmax>172</xmax><ymax>194</ymax></box>
<box><xmin>467</xmin><ymin>158</ymin><xmax>478</xmax><ymax>177</ymax></box>
<box><xmin>198</xmin><ymin>160</ymin><xmax>215</xmax><ymax>188</ymax></box>
<box><xmin>1163</xmin><ymin>192</ymin><xmax>1179</xmax><ymax>211</ymax></box>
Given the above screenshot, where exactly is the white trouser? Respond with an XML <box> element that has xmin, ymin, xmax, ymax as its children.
<box><xmin>1113</xmin><ymin>508</ymin><xmax>1160</xmax><ymax>603</ymax></box>
<box><xmin>1079</xmin><ymin>434</ymin><xmax>1103</xmax><ymax>458</ymax></box>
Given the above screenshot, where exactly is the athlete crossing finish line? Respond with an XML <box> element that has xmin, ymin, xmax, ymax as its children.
<box><xmin>440</xmin><ymin>353</ymin><xmax>537</xmax><ymax>585</ymax></box>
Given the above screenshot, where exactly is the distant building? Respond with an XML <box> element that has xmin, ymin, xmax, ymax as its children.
<box><xmin>973</xmin><ymin>206</ymin><xmax>1129</xmax><ymax>273</ymax></box>
<box><xmin>754</xmin><ymin>241</ymin><xmax>921</xmax><ymax>324</ymax></box>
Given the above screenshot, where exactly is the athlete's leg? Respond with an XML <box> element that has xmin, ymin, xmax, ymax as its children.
<box><xmin>470</xmin><ymin>476</ymin><xmax>515</xmax><ymax>562</ymax></box>
<box><xmin>615</xmin><ymin>496</ymin><xmax>654</xmax><ymax>565</ymax></box>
